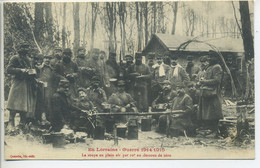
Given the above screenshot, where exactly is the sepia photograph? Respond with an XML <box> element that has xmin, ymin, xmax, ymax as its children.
<box><xmin>2</xmin><ymin>0</ymin><xmax>255</xmax><ymax>160</ymax></box>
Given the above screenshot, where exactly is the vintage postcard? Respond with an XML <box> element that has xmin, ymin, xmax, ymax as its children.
<box><xmin>2</xmin><ymin>0</ymin><xmax>255</xmax><ymax>160</ymax></box>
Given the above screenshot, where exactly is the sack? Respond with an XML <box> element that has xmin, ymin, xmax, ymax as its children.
<box><xmin>202</xmin><ymin>87</ymin><xmax>217</xmax><ymax>98</ymax></box>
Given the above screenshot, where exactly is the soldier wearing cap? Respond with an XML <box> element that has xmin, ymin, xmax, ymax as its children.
<box><xmin>158</xmin><ymin>84</ymin><xmax>195</xmax><ymax>136</ymax></box>
<box><xmin>54</xmin><ymin>48</ymin><xmax>79</xmax><ymax>98</ymax></box>
<box><xmin>105</xmin><ymin>52</ymin><xmax>121</xmax><ymax>96</ymax></box>
<box><xmin>131</xmin><ymin>52</ymin><xmax>151</xmax><ymax>112</ymax></box>
<box><xmin>36</xmin><ymin>54</ymin><xmax>57</xmax><ymax>121</ymax></box>
<box><xmin>86</xmin><ymin>76</ymin><xmax>107</xmax><ymax>112</ymax></box>
<box><xmin>50</xmin><ymin>47</ymin><xmax>63</xmax><ymax>67</ymax></box>
<box><xmin>50</xmin><ymin>79</ymin><xmax>83</xmax><ymax>132</ymax></box>
<box><xmin>7</xmin><ymin>42</ymin><xmax>38</xmax><ymax>129</ymax></box>
<box><xmin>85</xmin><ymin>48</ymin><xmax>103</xmax><ymax>81</ymax></box>
<box><xmin>152</xmin><ymin>80</ymin><xmax>177</xmax><ymax>111</ymax></box>
<box><xmin>197</xmin><ymin>50</ymin><xmax>223</xmax><ymax>137</ymax></box>
<box><xmin>185</xmin><ymin>55</ymin><xmax>201</xmax><ymax>81</ymax></box>
<box><xmin>195</xmin><ymin>55</ymin><xmax>209</xmax><ymax>82</ymax></box>
<box><xmin>76</xmin><ymin>47</ymin><xmax>91</xmax><ymax>88</ymax></box>
<box><xmin>108</xmin><ymin>80</ymin><xmax>137</xmax><ymax>123</ymax></box>
<box><xmin>163</xmin><ymin>51</ymin><xmax>171</xmax><ymax>66</ymax></box>
<box><xmin>167</xmin><ymin>54</ymin><xmax>190</xmax><ymax>90</ymax></box>
<box><xmin>121</xmin><ymin>54</ymin><xmax>135</xmax><ymax>97</ymax></box>
<box><xmin>151</xmin><ymin>53</ymin><xmax>171</xmax><ymax>104</ymax></box>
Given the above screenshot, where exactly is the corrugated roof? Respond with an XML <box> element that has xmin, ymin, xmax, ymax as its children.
<box><xmin>154</xmin><ymin>33</ymin><xmax>244</xmax><ymax>52</ymax></box>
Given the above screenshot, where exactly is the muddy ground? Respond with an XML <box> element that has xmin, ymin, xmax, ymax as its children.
<box><xmin>4</xmin><ymin>104</ymin><xmax>255</xmax><ymax>160</ymax></box>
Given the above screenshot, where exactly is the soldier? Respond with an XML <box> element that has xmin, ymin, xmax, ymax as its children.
<box><xmin>7</xmin><ymin>43</ymin><xmax>37</xmax><ymax>129</ymax></box>
<box><xmin>72</xmin><ymin>88</ymin><xmax>95</xmax><ymax>133</ymax></box>
<box><xmin>163</xmin><ymin>51</ymin><xmax>171</xmax><ymax>66</ymax></box>
<box><xmin>151</xmin><ymin>54</ymin><xmax>171</xmax><ymax>104</ymax></box>
<box><xmin>85</xmin><ymin>48</ymin><xmax>103</xmax><ymax>80</ymax></box>
<box><xmin>50</xmin><ymin>47</ymin><xmax>63</xmax><ymax>67</ymax></box>
<box><xmin>167</xmin><ymin>55</ymin><xmax>190</xmax><ymax>90</ymax></box>
<box><xmin>158</xmin><ymin>85</ymin><xmax>195</xmax><ymax>136</ymax></box>
<box><xmin>198</xmin><ymin>50</ymin><xmax>223</xmax><ymax>138</ymax></box>
<box><xmin>152</xmin><ymin>80</ymin><xmax>177</xmax><ymax>111</ymax></box>
<box><xmin>50</xmin><ymin>80</ymin><xmax>86</xmax><ymax>132</ymax></box>
<box><xmin>108</xmin><ymin>80</ymin><xmax>137</xmax><ymax>123</ymax></box>
<box><xmin>132</xmin><ymin>52</ymin><xmax>151</xmax><ymax>112</ymax></box>
<box><xmin>196</xmin><ymin>56</ymin><xmax>209</xmax><ymax>82</ymax></box>
<box><xmin>54</xmin><ymin>48</ymin><xmax>79</xmax><ymax>99</ymax></box>
<box><xmin>106</xmin><ymin>52</ymin><xmax>121</xmax><ymax>97</ymax></box>
<box><xmin>121</xmin><ymin>54</ymin><xmax>135</xmax><ymax>97</ymax></box>
<box><xmin>86</xmin><ymin>76</ymin><xmax>107</xmax><ymax>112</ymax></box>
<box><xmin>36</xmin><ymin>55</ymin><xmax>56</xmax><ymax>121</ymax></box>
<box><xmin>185</xmin><ymin>56</ymin><xmax>201</xmax><ymax>81</ymax></box>
<box><xmin>76</xmin><ymin>47</ymin><xmax>91</xmax><ymax>88</ymax></box>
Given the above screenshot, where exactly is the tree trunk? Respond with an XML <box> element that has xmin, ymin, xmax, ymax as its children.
<box><xmin>73</xmin><ymin>2</ymin><xmax>80</xmax><ymax>58</ymax></box>
<box><xmin>45</xmin><ymin>3</ymin><xmax>53</xmax><ymax>43</ymax></box>
<box><xmin>239</xmin><ymin>1</ymin><xmax>254</xmax><ymax>61</ymax></box>
<box><xmin>62</xmin><ymin>3</ymin><xmax>66</xmax><ymax>49</ymax></box>
<box><xmin>83</xmin><ymin>4</ymin><xmax>88</xmax><ymax>48</ymax></box>
<box><xmin>171</xmin><ymin>2</ymin><xmax>178</xmax><ymax>35</ymax></box>
<box><xmin>91</xmin><ymin>3</ymin><xmax>98</xmax><ymax>49</ymax></box>
<box><xmin>34</xmin><ymin>3</ymin><xmax>44</xmax><ymax>46</ymax></box>
<box><xmin>143</xmin><ymin>2</ymin><xmax>149</xmax><ymax>45</ymax></box>
<box><xmin>153</xmin><ymin>2</ymin><xmax>157</xmax><ymax>34</ymax></box>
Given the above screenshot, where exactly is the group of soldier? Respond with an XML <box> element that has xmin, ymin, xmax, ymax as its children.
<box><xmin>6</xmin><ymin>42</ymin><xmax>223</xmax><ymax>138</ymax></box>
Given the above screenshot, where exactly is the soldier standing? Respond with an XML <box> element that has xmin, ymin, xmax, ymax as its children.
<box><xmin>132</xmin><ymin>53</ymin><xmax>151</xmax><ymax>112</ymax></box>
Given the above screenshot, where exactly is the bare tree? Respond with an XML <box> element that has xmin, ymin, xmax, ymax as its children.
<box><xmin>135</xmin><ymin>2</ymin><xmax>143</xmax><ymax>51</ymax></box>
<box><xmin>118</xmin><ymin>2</ymin><xmax>127</xmax><ymax>57</ymax></box>
<box><xmin>91</xmin><ymin>2</ymin><xmax>98</xmax><ymax>49</ymax></box>
<box><xmin>82</xmin><ymin>4</ymin><xmax>88</xmax><ymax>48</ymax></box>
<box><xmin>171</xmin><ymin>2</ymin><xmax>178</xmax><ymax>35</ymax></box>
<box><xmin>45</xmin><ymin>3</ymin><xmax>53</xmax><ymax>43</ymax></box>
<box><xmin>73</xmin><ymin>2</ymin><xmax>80</xmax><ymax>57</ymax></box>
<box><xmin>62</xmin><ymin>3</ymin><xmax>66</xmax><ymax>48</ymax></box>
<box><xmin>143</xmin><ymin>2</ymin><xmax>149</xmax><ymax>45</ymax></box>
<box><xmin>34</xmin><ymin>3</ymin><xmax>44</xmax><ymax>46</ymax></box>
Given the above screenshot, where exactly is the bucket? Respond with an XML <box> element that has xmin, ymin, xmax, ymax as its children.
<box><xmin>141</xmin><ymin>119</ymin><xmax>151</xmax><ymax>131</ymax></box>
<box><xmin>117</xmin><ymin>126</ymin><xmax>127</xmax><ymax>138</ymax></box>
<box><xmin>127</xmin><ymin>126</ymin><xmax>138</xmax><ymax>140</ymax></box>
<box><xmin>42</xmin><ymin>133</ymin><xmax>52</xmax><ymax>144</ymax></box>
<box><xmin>94</xmin><ymin>126</ymin><xmax>105</xmax><ymax>140</ymax></box>
<box><xmin>52</xmin><ymin>133</ymin><xmax>66</xmax><ymax>148</ymax></box>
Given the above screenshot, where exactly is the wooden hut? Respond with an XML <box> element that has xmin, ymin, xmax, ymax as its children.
<box><xmin>142</xmin><ymin>33</ymin><xmax>246</xmax><ymax>96</ymax></box>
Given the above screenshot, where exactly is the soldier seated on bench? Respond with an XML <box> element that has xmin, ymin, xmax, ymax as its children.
<box><xmin>158</xmin><ymin>84</ymin><xmax>195</xmax><ymax>137</ymax></box>
<box><xmin>108</xmin><ymin>80</ymin><xmax>137</xmax><ymax>124</ymax></box>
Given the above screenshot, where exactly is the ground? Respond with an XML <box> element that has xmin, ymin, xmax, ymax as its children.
<box><xmin>4</xmin><ymin>103</ymin><xmax>255</xmax><ymax>160</ymax></box>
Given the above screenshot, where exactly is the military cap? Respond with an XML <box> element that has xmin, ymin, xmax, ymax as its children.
<box><xmin>44</xmin><ymin>55</ymin><xmax>52</xmax><ymax>59</ymax></box>
<box><xmin>125</xmin><ymin>54</ymin><xmax>133</xmax><ymax>58</ymax></box>
<box><xmin>135</xmin><ymin>52</ymin><xmax>142</xmax><ymax>58</ymax></box>
<box><xmin>187</xmin><ymin>81</ymin><xmax>195</xmax><ymax>88</ymax></box>
<box><xmin>175</xmin><ymin>84</ymin><xmax>185</xmax><ymax>89</ymax></box>
<box><xmin>92</xmin><ymin>48</ymin><xmax>100</xmax><ymax>54</ymax></box>
<box><xmin>187</xmin><ymin>55</ymin><xmax>194</xmax><ymax>61</ymax></box>
<box><xmin>78</xmin><ymin>47</ymin><xmax>86</xmax><ymax>52</ymax></box>
<box><xmin>58</xmin><ymin>79</ymin><xmax>70</xmax><ymax>87</ymax></box>
<box><xmin>170</xmin><ymin>55</ymin><xmax>178</xmax><ymax>60</ymax></box>
<box><xmin>18</xmin><ymin>42</ymin><xmax>30</xmax><ymax>51</ymax></box>
<box><xmin>109</xmin><ymin>52</ymin><xmax>116</xmax><ymax>57</ymax></box>
<box><xmin>77</xmin><ymin>87</ymin><xmax>86</xmax><ymax>93</ymax></box>
<box><xmin>200</xmin><ymin>55</ymin><xmax>208</xmax><ymax>62</ymax></box>
<box><xmin>54</xmin><ymin>47</ymin><xmax>62</xmax><ymax>51</ymax></box>
<box><xmin>91</xmin><ymin>76</ymin><xmax>101</xmax><ymax>82</ymax></box>
<box><xmin>160</xmin><ymin>80</ymin><xmax>171</xmax><ymax>85</ymax></box>
<box><xmin>156</xmin><ymin>53</ymin><xmax>163</xmax><ymax>59</ymax></box>
<box><xmin>63</xmin><ymin>48</ymin><xmax>72</xmax><ymax>56</ymax></box>
<box><xmin>117</xmin><ymin>80</ymin><xmax>126</xmax><ymax>86</ymax></box>
<box><xmin>147</xmin><ymin>52</ymin><xmax>155</xmax><ymax>59</ymax></box>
